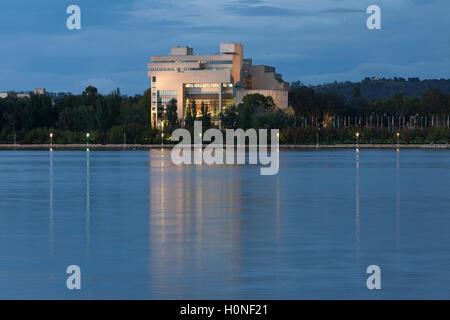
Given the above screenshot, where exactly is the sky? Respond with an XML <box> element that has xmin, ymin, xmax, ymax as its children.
<box><xmin>0</xmin><ymin>0</ymin><xmax>449</xmax><ymax>95</ymax></box>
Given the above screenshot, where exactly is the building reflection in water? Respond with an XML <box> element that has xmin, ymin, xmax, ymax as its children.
<box><xmin>148</xmin><ymin>149</ymin><xmax>242</xmax><ymax>298</ymax></box>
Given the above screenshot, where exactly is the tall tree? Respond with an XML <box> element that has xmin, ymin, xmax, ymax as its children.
<box><xmin>166</xmin><ymin>99</ymin><xmax>180</xmax><ymax>131</ymax></box>
<box><xmin>200</xmin><ymin>102</ymin><xmax>211</xmax><ymax>130</ymax></box>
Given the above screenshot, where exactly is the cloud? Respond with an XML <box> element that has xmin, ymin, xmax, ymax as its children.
<box><xmin>223</xmin><ymin>4</ymin><xmax>300</xmax><ymax>16</ymax></box>
<box><xmin>0</xmin><ymin>0</ymin><xmax>449</xmax><ymax>95</ymax></box>
<box><xmin>318</xmin><ymin>8</ymin><xmax>365</xmax><ymax>14</ymax></box>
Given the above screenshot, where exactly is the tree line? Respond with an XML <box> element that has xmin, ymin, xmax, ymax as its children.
<box><xmin>1</xmin><ymin>83</ymin><xmax>449</xmax><ymax>145</ymax></box>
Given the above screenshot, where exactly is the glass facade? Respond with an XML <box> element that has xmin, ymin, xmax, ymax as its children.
<box><xmin>185</xmin><ymin>98</ymin><xmax>220</xmax><ymax>117</ymax></box>
<box><xmin>185</xmin><ymin>96</ymin><xmax>235</xmax><ymax>118</ymax></box>
<box><xmin>185</xmin><ymin>83</ymin><xmax>220</xmax><ymax>88</ymax></box>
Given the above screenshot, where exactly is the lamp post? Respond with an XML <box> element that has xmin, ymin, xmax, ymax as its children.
<box><xmin>86</xmin><ymin>133</ymin><xmax>90</xmax><ymax>147</ymax></box>
<box><xmin>396</xmin><ymin>132</ymin><xmax>400</xmax><ymax>148</ymax></box>
<box><xmin>50</xmin><ymin>133</ymin><xmax>54</xmax><ymax>151</ymax></box>
<box><xmin>316</xmin><ymin>128</ymin><xmax>319</xmax><ymax>148</ymax></box>
<box><xmin>161</xmin><ymin>133</ymin><xmax>164</xmax><ymax>146</ymax></box>
<box><xmin>356</xmin><ymin>132</ymin><xmax>359</xmax><ymax>148</ymax></box>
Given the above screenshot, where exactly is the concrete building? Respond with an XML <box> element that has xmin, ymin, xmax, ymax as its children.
<box><xmin>34</xmin><ymin>88</ymin><xmax>46</xmax><ymax>95</ymax></box>
<box><xmin>147</xmin><ymin>43</ymin><xmax>289</xmax><ymax>127</ymax></box>
<box><xmin>17</xmin><ymin>93</ymin><xmax>31</xmax><ymax>99</ymax></box>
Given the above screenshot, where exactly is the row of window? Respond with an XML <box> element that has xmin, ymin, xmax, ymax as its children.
<box><xmin>158</xmin><ymin>90</ymin><xmax>177</xmax><ymax>96</ymax></box>
<box><xmin>149</xmin><ymin>68</ymin><xmax>177</xmax><ymax>71</ymax></box>
<box><xmin>152</xmin><ymin>97</ymin><xmax>176</xmax><ymax>103</ymax></box>
<box><xmin>185</xmin><ymin>83</ymin><xmax>233</xmax><ymax>88</ymax></box>
<box><xmin>186</xmin><ymin>91</ymin><xmax>219</xmax><ymax>95</ymax></box>
<box><xmin>150</xmin><ymin>60</ymin><xmax>233</xmax><ymax>64</ymax></box>
<box><xmin>205</xmin><ymin>67</ymin><xmax>232</xmax><ymax>71</ymax></box>
<box><xmin>149</xmin><ymin>67</ymin><xmax>232</xmax><ymax>72</ymax></box>
<box><xmin>205</xmin><ymin>60</ymin><xmax>233</xmax><ymax>65</ymax></box>
<box><xmin>152</xmin><ymin>60</ymin><xmax>199</xmax><ymax>63</ymax></box>
<box><xmin>185</xmin><ymin>83</ymin><xmax>220</xmax><ymax>88</ymax></box>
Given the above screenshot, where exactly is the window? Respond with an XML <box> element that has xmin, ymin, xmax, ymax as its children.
<box><xmin>205</xmin><ymin>67</ymin><xmax>232</xmax><ymax>71</ymax></box>
<box><xmin>204</xmin><ymin>60</ymin><xmax>233</xmax><ymax>65</ymax></box>
<box><xmin>185</xmin><ymin>83</ymin><xmax>220</xmax><ymax>88</ymax></box>
<box><xmin>158</xmin><ymin>90</ymin><xmax>177</xmax><ymax>96</ymax></box>
<box><xmin>149</xmin><ymin>68</ymin><xmax>177</xmax><ymax>71</ymax></box>
<box><xmin>186</xmin><ymin>91</ymin><xmax>219</xmax><ymax>95</ymax></box>
<box><xmin>152</xmin><ymin>76</ymin><xmax>156</xmax><ymax>82</ymax></box>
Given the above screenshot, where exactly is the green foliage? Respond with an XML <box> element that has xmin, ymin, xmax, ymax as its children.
<box><xmin>184</xmin><ymin>101</ymin><xmax>197</xmax><ymax>130</ymax></box>
<box><xmin>313</xmin><ymin>78</ymin><xmax>450</xmax><ymax>101</ymax></box>
<box><xmin>166</xmin><ymin>99</ymin><xmax>180</xmax><ymax>131</ymax></box>
<box><xmin>200</xmin><ymin>102</ymin><xmax>211</xmax><ymax>130</ymax></box>
<box><xmin>1</xmin><ymin>83</ymin><xmax>449</xmax><ymax>145</ymax></box>
<box><xmin>219</xmin><ymin>105</ymin><xmax>239</xmax><ymax>129</ymax></box>
<box><xmin>251</xmin><ymin>111</ymin><xmax>289</xmax><ymax>130</ymax></box>
<box><xmin>242</xmin><ymin>93</ymin><xmax>276</xmax><ymax>112</ymax></box>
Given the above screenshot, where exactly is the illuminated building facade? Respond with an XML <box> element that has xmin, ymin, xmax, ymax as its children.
<box><xmin>147</xmin><ymin>43</ymin><xmax>289</xmax><ymax>127</ymax></box>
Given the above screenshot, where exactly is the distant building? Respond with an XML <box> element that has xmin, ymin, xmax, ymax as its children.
<box><xmin>34</xmin><ymin>88</ymin><xmax>46</xmax><ymax>95</ymax></box>
<box><xmin>0</xmin><ymin>88</ymin><xmax>47</xmax><ymax>99</ymax></box>
<box><xmin>147</xmin><ymin>43</ymin><xmax>289</xmax><ymax>127</ymax></box>
<box><xmin>17</xmin><ymin>93</ymin><xmax>31</xmax><ymax>99</ymax></box>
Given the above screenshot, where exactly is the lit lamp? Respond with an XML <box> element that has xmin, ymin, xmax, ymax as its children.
<box><xmin>49</xmin><ymin>133</ymin><xmax>53</xmax><ymax>145</ymax></box>
<box><xmin>396</xmin><ymin>132</ymin><xmax>400</xmax><ymax>147</ymax></box>
<box><xmin>86</xmin><ymin>133</ymin><xmax>90</xmax><ymax>146</ymax></box>
<box><xmin>161</xmin><ymin>133</ymin><xmax>164</xmax><ymax>146</ymax></box>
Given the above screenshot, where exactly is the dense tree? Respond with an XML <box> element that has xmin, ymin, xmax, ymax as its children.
<box><xmin>313</xmin><ymin>78</ymin><xmax>450</xmax><ymax>101</ymax></box>
<box><xmin>1</xmin><ymin>83</ymin><xmax>449</xmax><ymax>145</ymax></box>
<box><xmin>184</xmin><ymin>101</ymin><xmax>197</xmax><ymax>130</ymax></box>
<box><xmin>200</xmin><ymin>102</ymin><xmax>211</xmax><ymax>130</ymax></box>
<box><xmin>219</xmin><ymin>105</ymin><xmax>239</xmax><ymax>129</ymax></box>
<box><xmin>165</xmin><ymin>99</ymin><xmax>180</xmax><ymax>131</ymax></box>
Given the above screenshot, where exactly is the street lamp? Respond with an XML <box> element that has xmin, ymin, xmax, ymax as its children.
<box><xmin>396</xmin><ymin>132</ymin><xmax>400</xmax><ymax>147</ymax></box>
<box><xmin>86</xmin><ymin>133</ymin><xmax>90</xmax><ymax>146</ymax></box>
<box><xmin>50</xmin><ymin>133</ymin><xmax>54</xmax><ymax>146</ymax></box>
<box><xmin>316</xmin><ymin>128</ymin><xmax>320</xmax><ymax>147</ymax></box>
<box><xmin>161</xmin><ymin>133</ymin><xmax>164</xmax><ymax>146</ymax></box>
<box><xmin>356</xmin><ymin>132</ymin><xmax>359</xmax><ymax>147</ymax></box>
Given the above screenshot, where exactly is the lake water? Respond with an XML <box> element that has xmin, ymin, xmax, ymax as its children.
<box><xmin>0</xmin><ymin>149</ymin><xmax>449</xmax><ymax>299</ymax></box>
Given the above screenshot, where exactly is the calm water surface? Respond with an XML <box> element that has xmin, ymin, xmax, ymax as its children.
<box><xmin>0</xmin><ymin>149</ymin><xmax>449</xmax><ymax>299</ymax></box>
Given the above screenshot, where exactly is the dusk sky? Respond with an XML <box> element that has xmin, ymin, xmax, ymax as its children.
<box><xmin>0</xmin><ymin>0</ymin><xmax>449</xmax><ymax>95</ymax></box>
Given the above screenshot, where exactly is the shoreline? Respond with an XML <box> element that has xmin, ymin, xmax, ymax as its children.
<box><xmin>0</xmin><ymin>144</ymin><xmax>449</xmax><ymax>150</ymax></box>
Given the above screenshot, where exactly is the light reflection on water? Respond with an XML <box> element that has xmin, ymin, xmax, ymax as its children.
<box><xmin>0</xmin><ymin>149</ymin><xmax>449</xmax><ymax>299</ymax></box>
